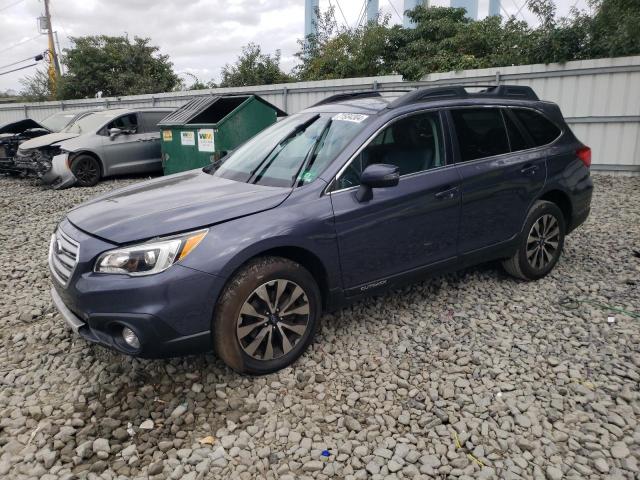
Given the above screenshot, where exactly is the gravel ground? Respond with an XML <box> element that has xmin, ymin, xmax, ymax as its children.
<box><xmin>0</xmin><ymin>174</ymin><xmax>639</xmax><ymax>480</ymax></box>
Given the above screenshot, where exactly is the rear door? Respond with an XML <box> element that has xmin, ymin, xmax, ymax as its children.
<box><xmin>135</xmin><ymin>111</ymin><xmax>169</xmax><ymax>171</ymax></box>
<box><xmin>329</xmin><ymin>110</ymin><xmax>461</xmax><ymax>292</ymax></box>
<box><xmin>449</xmin><ymin>106</ymin><xmax>547</xmax><ymax>254</ymax></box>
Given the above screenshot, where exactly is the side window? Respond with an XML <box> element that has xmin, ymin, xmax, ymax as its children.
<box><xmin>451</xmin><ymin>108</ymin><xmax>510</xmax><ymax>162</ymax></box>
<box><xmin>512</xmin><ymin>109</ymin><xmax>561</xmax><ymax>146</ymax></box>
<box><xmin>335</xmin><ymin>111</ymin><xmax>445</xmax><ymax>190</ymax></box>
<box><xmin>138</xmin><ymin>112</ymin><xmax>168</xmax><ymax>133</ymax></box>
<box><xmin>502</xmin><ymin>109</ymin><xmax>528</xmax><ymax>152</ymax></box>
<box><xmin>107</xmin><ymin>114</ymin><xmax>138</xmax><ymax>134</ymax></box>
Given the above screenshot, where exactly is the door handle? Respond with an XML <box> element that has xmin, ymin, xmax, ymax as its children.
<box><xmin>434</xmin><ymin>186</ymin><xmax>458</xmax><ymax>200</ymax></box>
<box><xmin>520</xmin><ymin>165</ymin><xmax>539</xmax><ymax>176</ymax></box>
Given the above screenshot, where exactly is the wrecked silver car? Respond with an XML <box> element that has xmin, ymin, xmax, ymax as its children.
<box><xmin>0</xmin><ymin>110</ymin><xmax>96</xmax><ymax>176</ymax></box>
<box><xmin>16</xmin><ymin>107</ymin><xmax>172</xmax><ymax>188</ymax></box>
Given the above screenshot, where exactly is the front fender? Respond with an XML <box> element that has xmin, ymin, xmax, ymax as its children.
<box><xmin>41</xmin><ymin>153</ymin><xmax>77</xmax><ymax>189</ymax></box>
<box><xmin>179</xmin><ymin>192</ymin><xmax>341</xmax><ymax>293</ymax></box>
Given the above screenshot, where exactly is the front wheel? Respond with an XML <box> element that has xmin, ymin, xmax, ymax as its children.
<box><xmin>503</xmin><ymin>200</ymin><xmax>566</xmax><ymax>281</ymax></box>
<box><xmin>213</xmin><ymin>256</ymin><xmax>321</xmax><ymax>375</ymax></box>
<box><xmin>70</xmin><ymin>154</ymin><xmax>101</xmax><ymax>187</ymax></box>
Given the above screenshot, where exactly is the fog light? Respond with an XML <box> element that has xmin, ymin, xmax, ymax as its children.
<box><xmin>122</xmin><ymin>327</ymin><xmax>140</xmax><ymax>349</ymax></box>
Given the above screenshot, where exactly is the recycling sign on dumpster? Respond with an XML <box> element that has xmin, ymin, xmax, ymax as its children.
<box><xmin>198</xmin><ymin>129</ymin><xmax>215</xmax><ymax>152</ymax></box>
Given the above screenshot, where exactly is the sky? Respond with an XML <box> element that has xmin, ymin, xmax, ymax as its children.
<box><xmin>0</xmin><ymin>0</ymin><xmax>588</xmax><ymax>93</ymax></box>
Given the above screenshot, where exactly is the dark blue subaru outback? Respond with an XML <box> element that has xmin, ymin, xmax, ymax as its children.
<box><xmin>49</xmin><ymin>86</ymin><xmax>593</xmax><ymax>374</ymax></box>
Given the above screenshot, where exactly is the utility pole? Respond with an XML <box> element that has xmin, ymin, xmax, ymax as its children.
<box><xmin>43</xmin><ymin>0</ymin><xmax>61</xmax><ymax>78</ymax></box>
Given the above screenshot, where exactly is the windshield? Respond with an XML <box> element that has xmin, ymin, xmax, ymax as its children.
<box><xmin>213</xmin><ymin>112</ymin><xmax>370</xmax><ymax>187</ymax></box>
<box><xmin>61</xmin><ymin>111</ymin><xmax>120</xmax><ymax>134</ymax></box>
<box><xmin>40</xmin><ymin>111</ymin><xmax>82</xmax><ymax>132</ymax></box>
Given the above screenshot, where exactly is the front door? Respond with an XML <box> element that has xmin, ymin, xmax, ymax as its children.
<box><xmin>449</xmin><ymin>107</ymin><xmax>548</xmax><ymax>254</ymax></box>
<box><xmin>329</xmin><ymin>110</ymin><xmax>461</xmax><ymax>292</ymax></box>
<box><xmin>101</xmin><ymin>113</ymin><xmax>152</xmax><ymax>175</ymax></box>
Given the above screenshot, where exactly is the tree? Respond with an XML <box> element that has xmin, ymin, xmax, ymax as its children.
<box><xmin>295</xmin><ymin>7</ymin><xmax>400</xmax><ymax>81</ymax></box>
<box><xmin>219</xmin><ymin>43</ymin><xmax>291</xmax><ymax>87</ymax></box>
<box><xmin>588</xmin><ymin>0</ymin><xmax>640</xmax><ymax>57</ymax></box>
<box><xmin>58</xmin><ymin>35</ymin><xmax>179</xmax><ymax>99</ymax></box>
<box><xmin>294</xmin><ymin>0</ymin><xmax>640</xmax><ymax>82</ymax></box>
<box><xmin>19</xmin><ymin>68</ymin><xmax>54</xmax><ymax>101</ymax></box>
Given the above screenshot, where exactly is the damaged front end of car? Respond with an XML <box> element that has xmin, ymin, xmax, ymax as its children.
<box><xmin>15</xmin><ymin>146</ymin><xmax>77</xmax><ymax>189</ymax></box>
<box><xmin>0</xmin><ymin>134</ymin><xmax>24</xmax><ymax>175</ymax></box>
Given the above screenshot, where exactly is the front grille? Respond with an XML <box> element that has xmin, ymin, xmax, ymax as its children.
<box><xmin>49</xmin><ymin>228</ymin><xmax>80</xmax><ymax>287</ymax></box>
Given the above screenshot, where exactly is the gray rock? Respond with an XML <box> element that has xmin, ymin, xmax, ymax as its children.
<box><xmin>366</xmin><ymin>461</ymin><xmax>380</xmax><ymax>475</ymax></box>
<box><xmin>303</xmin><ymin>460</ymin><xmax>324</xmax><ymax>472</ymax></box>
<box><xmin>546</xmin><ymin>465</ymin><xmax>563</xmax><ymax>480</ymax></box>
<box><xmin>148</xmin><ymin>462</ymin><xmax>164</xmax><ymax>475</ymax></box>
<box><xmin>611</xmin><ymin>442</ymin><xmax>630</xmax><ymax>459</ymax></box>
<box><xmin>594</xmin><ymin>458</ymin><xmax>610</xmax><ymax>474</ymax></box>
<box><xmin>171</xmin><ymin>404</ymin><xmax>188</xmax><ymax>418</ymax></box>
<box><xmin>344</xmin><ymin>416</ymin><xmax>362</xmax><ymax>432</ymax></box>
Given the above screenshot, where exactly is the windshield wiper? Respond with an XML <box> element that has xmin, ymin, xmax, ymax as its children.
<box><xmin>248</xmin><ymin>114</ymin><xmax>320</xmax><ymax>184</ymax></box>
<box><xmin>292</xmin><ymin>119</ymin><xmax>332</xmax><ymax>186</ymax></box>
<box><xmin>203</xmin><ymin>156</ymin><xmax>225</xmax><ymax>174</ymax></box>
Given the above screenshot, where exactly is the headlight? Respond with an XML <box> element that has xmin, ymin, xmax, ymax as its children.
<box><xmin>94</xmin><ymin>229</ymin><xmax>207</xmax><ymax>276</ymax></box>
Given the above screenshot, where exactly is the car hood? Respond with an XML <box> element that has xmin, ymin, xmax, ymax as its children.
<box><xmin>19</xmin><ymin>131</ymin><xmax>80</xmax><ymax>150</ymax></box>
<box><xmin>67</xmin><ymin>170</ymin><xmax>292</xmax><ymax>244</ymax></box>
<box><xmin>0</xmin><ymin>118</ymin><xmax>47</xmax><ymax>135</ymax></box>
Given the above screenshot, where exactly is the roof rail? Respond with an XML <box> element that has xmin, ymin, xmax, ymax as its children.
<box><xmin>387</xmin><ymin>84</ymin><xmax>539</xmax><ymax>109</ymax></box>
<box><xmin>311</xmin><ymin>89</ymin><xmax>412</xmax><ymax>107</ymax></box>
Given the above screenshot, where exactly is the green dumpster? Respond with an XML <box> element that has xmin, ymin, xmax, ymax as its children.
<box><xmin>159</xmin><ymin>94</ymin><xmax>287</xmax><ymax>175</ymax></box>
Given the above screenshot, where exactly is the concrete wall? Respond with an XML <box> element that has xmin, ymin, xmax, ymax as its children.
<box><xmin>1</xmin><ymin>55</ymin><xmax>639</xmax><ymax>172</ymax></box>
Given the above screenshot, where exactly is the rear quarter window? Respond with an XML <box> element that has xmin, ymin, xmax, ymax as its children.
<box><xmin>513</xmin><ymin>109</ymin><xmax>561</xmax><ymax>146</ymax></box>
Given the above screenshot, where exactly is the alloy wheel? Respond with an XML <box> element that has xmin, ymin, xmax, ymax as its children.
<box><xmin>74</xmin><ymin>158</ymin><xmax>98</xmax><ymax>184</ymax></box>
<box><xmin>236</xmin><ymin>279</ymin><xmax>310</xmax><ymax>361</ymax></box>
<box><xmin>526</xmin><ymin>213</ymin><xmax>560</xmax><ymax>270</ymax></box>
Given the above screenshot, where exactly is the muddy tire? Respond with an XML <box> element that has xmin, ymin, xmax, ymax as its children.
<box><xmin>503</xmin><ymin>200</ymin><xmax>566</xmax><ymax>281</ymax></box>
<box><xmin>212</xmin><ymin>256</ymin><xmax>321</xmax><ymax>375</ymax></box>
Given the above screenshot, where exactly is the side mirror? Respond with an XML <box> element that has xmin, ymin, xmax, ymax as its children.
<box><xmin>109</xmin><ymin>127</ymin><xmax>122</xmax><ymax>139</ymax></box>
<box><xmin>356</xmin><ymin>164</ymin><xmax>399</xmax><ymax>202</ymax></box>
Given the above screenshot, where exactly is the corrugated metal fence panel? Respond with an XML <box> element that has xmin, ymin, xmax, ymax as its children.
<box><xmin>0</xmin><ymin>58</ymin><xmax>638</xmax><ymax>171</ymax></box>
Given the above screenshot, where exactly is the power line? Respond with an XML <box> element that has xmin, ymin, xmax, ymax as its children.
<box><xmin>333</xmin><ymin>0</ymin><xmax>350</xmax><ymax>28</ymax></box>
<box><xmin>0</xmin><ymin>53</ymin><xmax>44</xmax><ymax>71</ymax></box>
<box><xmin>0</xmin><ymin>35</ymin><xmax>41</xmax><ymax>55</ymax></box>
<box><xmin>355</xmin><ymin>0</ymin><xmax>367</xmax><ymax>27</ymax></box>
<box><xmin>386</xmin><ymin>0</ymin><xmax>402</xmax><ymax>22</ymax></box>
<box><xmin>0</xmin><ymin>0</ymin><xmax>25</xmax><ymax>13</ymax></box>
<box><xmin>0</xmin><ymin>63</ymin><xmax>38</xmax><ymax>76</ymax></box>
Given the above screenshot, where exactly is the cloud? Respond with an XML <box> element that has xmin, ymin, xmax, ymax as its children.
<box><xmin>0</xmin><ymin>0</ymin><xmax>586</xmax><ymax>93</ymax></box>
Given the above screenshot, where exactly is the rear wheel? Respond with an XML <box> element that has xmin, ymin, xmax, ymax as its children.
<box><xmin>503</xmin><ymin>200</ymin><xmax>565</xmax><ymax>281</ymax></box>
<box><xmin>71</xmin><ymin>154</ymin><xmax>101</xmax><ymax>187</ymax></box>
<box><xmin>213</xmin><ymin>256</ymin><xmax>321</xmax><ymax>375</ymax></box>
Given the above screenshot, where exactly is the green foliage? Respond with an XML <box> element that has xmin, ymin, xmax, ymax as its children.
<box><xmin>295</xmin><ymin>0</ymin><xmax>640</xmax><ymax>81</ymax></box>
<box><xmin>58</xmin><ymin>35</ymin><xmax>179</xmax><ymax>99</ymax></box>
<box><xmin>295</xmin><ymin>7</ymin><xmax>400</xmax><ymax>80</ymax></box>
<box><xmin>19</xmin><ymin>68</ymin><xmax>54</xmax><ymax>101</ymax></box>
<box><xmin>219</xmin><ymin>43</ymin><xmax>291</xmax><ymax>87</ymax></box>
<box><xmin>588</xmin><ymin>0</ymin><xmax>640</xmax><ymax>57</ymax></box>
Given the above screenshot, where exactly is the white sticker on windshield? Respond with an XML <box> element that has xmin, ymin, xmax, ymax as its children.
<box><xmin>332</xmin><ymin>113</ymin><xmax>369</xmax><ymax>123</ymax></box>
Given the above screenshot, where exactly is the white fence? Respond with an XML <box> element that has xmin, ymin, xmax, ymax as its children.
<box><xmin>1</xmin><ymin>56</ymin><xmax>639</xmax><ymax>173</ymax></box>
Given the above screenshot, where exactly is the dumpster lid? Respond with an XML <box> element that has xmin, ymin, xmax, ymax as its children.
<box><xmin>158</xmin><ymin>94</ymin><xmax>287</xmax><ymax>126</ymax></box>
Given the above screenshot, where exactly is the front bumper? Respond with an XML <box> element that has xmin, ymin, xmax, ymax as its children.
<box><xmin>41</xmin><ymin>153</ymin><xmax>77</xmax><ymax>189</ymax></box>
<box><xmin>49</xmin><ymin>220</ymin><xmax>225</xmax><ymax>358</ymax></box>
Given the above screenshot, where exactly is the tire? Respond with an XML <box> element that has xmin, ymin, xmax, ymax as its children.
<box><xmin>213</xmin><ymin>256</ymin><xmax>321</xmax><ymax>375</ymax></box>
<box><xmin>70</xmin><ymin>154</ymin><xmax>101</xmax><ymax>187</ymax></box>
<box><xmin>503</xmin><ymin>200</ymin><xmax>566</xmax><ymax>281</ymax></box>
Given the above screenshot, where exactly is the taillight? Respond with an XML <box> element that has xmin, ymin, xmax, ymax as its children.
<box><xmin>576</xmin><ymin>146</ymin><xmax>591</xmax><ymax>168</ymax></box>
